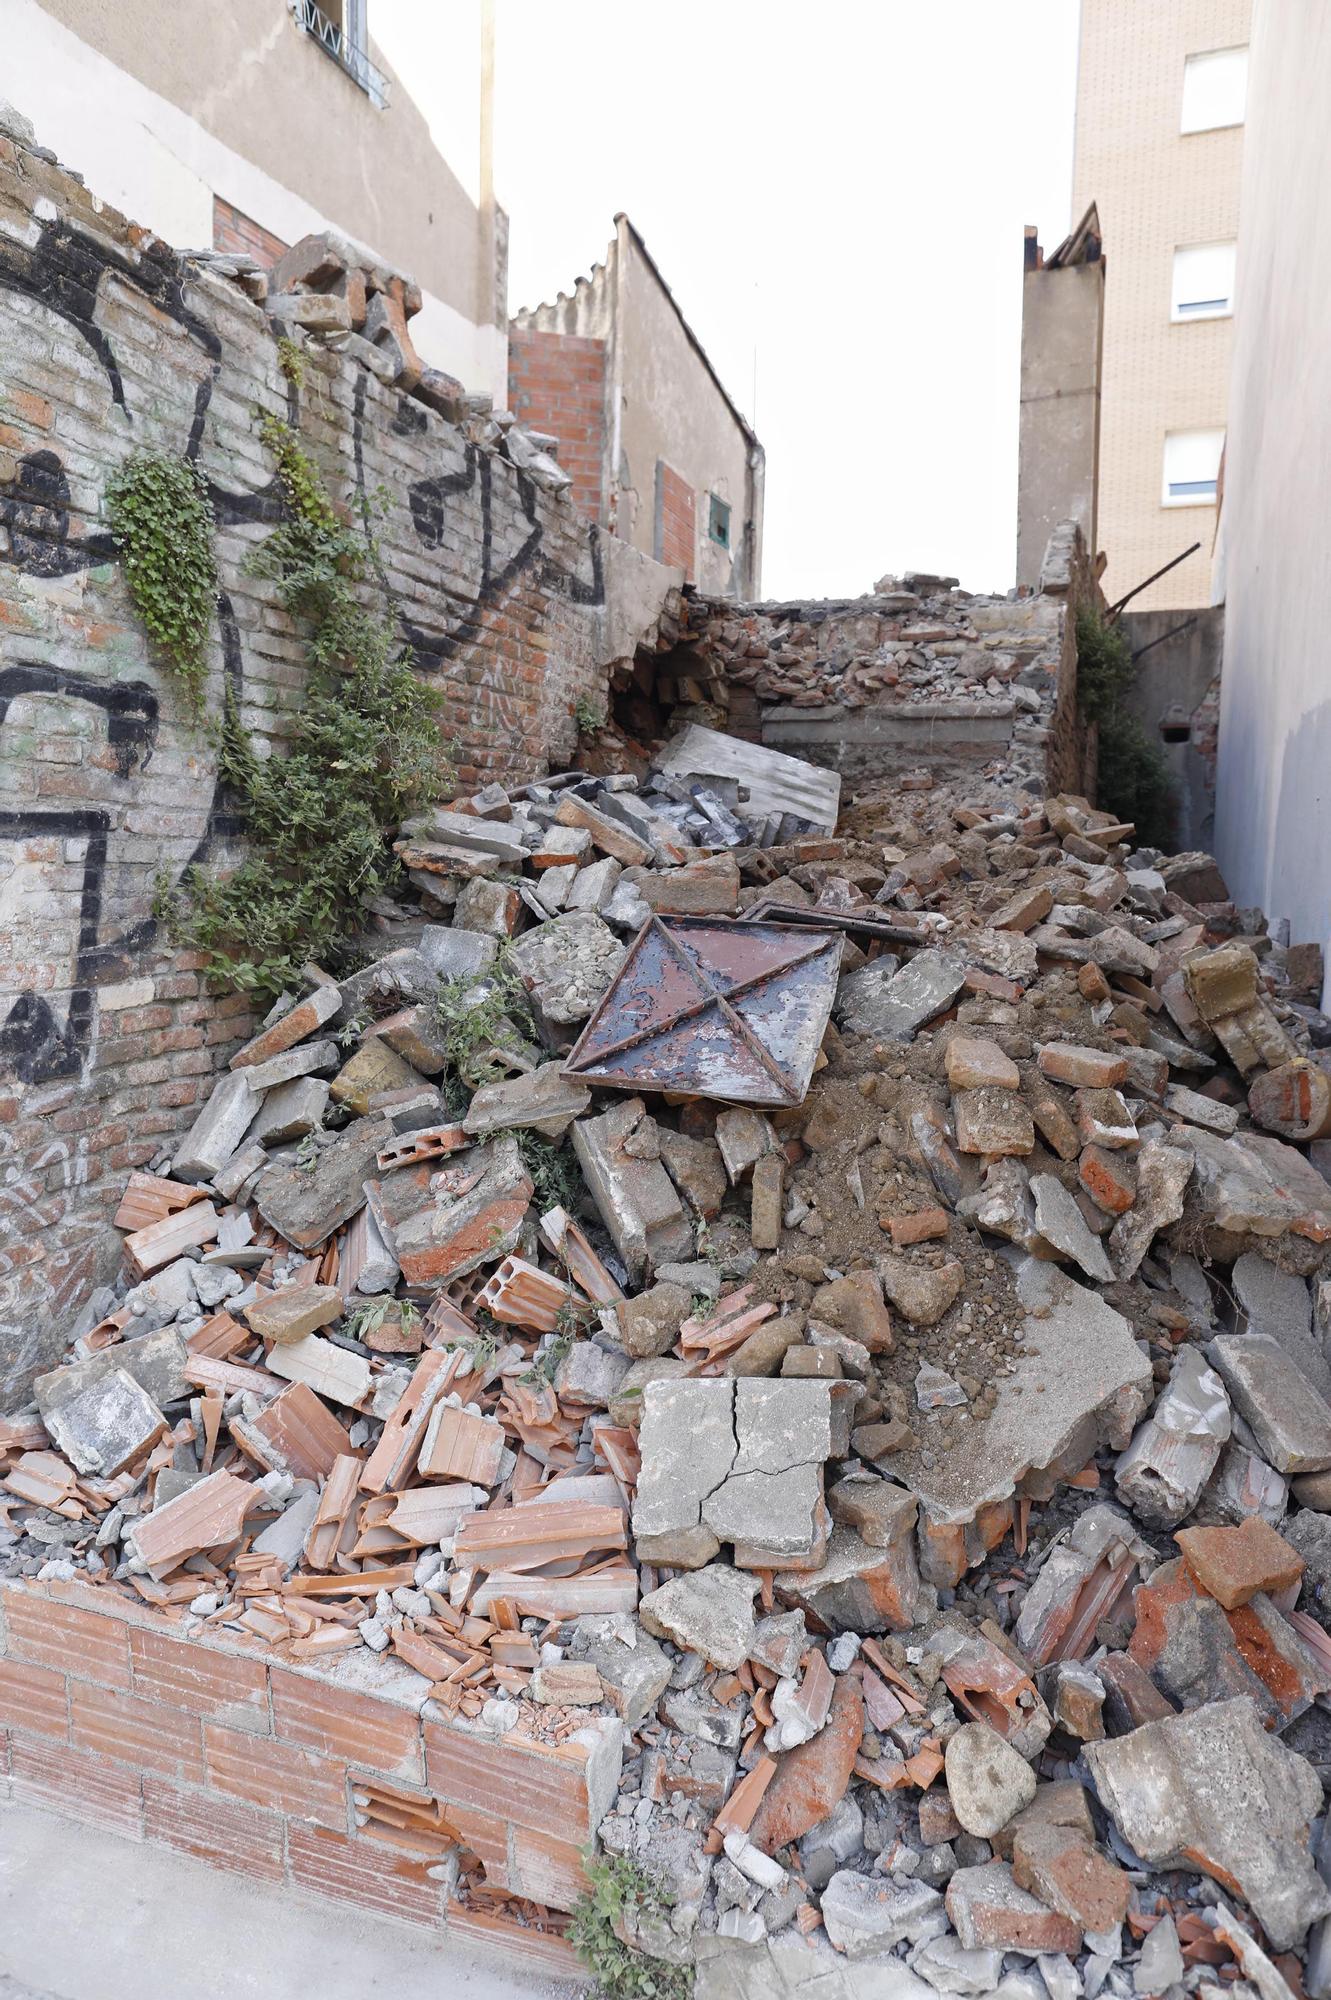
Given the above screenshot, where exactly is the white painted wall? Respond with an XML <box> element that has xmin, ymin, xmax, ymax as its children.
<box><xmin>4</xmin><ymin>0</ymin><xmax>506</xmax><ymax>400</ymax></box>
<box><xmin>1213</xmin><ymin>0</ymin><xmax>1331</xmax><ymax>983</ymax></box>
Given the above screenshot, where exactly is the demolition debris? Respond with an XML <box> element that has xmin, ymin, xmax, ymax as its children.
<box><xmin>7</xmin><ymin>734</ymin><xmax>1331</xmax><ymax>1998</ymax></box>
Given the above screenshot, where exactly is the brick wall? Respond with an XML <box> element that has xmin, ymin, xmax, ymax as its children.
<box><xmin>212</xmin><ymin>196</ymin><xmax>289</xmax><ymax>270</ymax></box>
<box><xmin>506</xmin><ymin>327</ymin><xmax>606</xmax><ymax>526</ymax></box>
<box><xmin>0</xmin><ymin>129</ymin><xmax>674</xmax><ymax>1393</ymax></box>
<box><xmin>0</xmin><ymin>1576</ymin><xmax>600</xmax><ymax>1971</ymax></box>
<box><xmin>655</xmin><ymin>460</ymin><xmax>695</xmax><ymax>579</ymax></box>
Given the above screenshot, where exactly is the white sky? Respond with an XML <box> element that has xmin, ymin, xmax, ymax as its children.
<box><xmin>372</xmin><ymin>1</ymin><xmax>1080</xmax><ymax>601</ymax></box>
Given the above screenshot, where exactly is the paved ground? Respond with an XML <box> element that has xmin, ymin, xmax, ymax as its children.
<box><xmin>0</xmin><ymin>1802</ymin><xmax>583</xmax><ymax>2000</ymax></box>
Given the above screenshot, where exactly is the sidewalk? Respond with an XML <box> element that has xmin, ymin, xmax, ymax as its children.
<box><xmin>0</xmin><ymin>1802</ymin><xmax>582</xmax><ymax>2000</ymax></box>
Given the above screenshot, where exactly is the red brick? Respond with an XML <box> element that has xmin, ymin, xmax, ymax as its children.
<box><xmin>204</xmin><ymin>1720</ymin><xmax>347</xmax><ymax>1828</ymax></box>
<box><xmin>271</xmin><ymin>1668</ymin><xmax>423</xmax><ymax>1783</ymax></box>
<box><xmin>144</xmin><ymin>1775</ymin><xmax>285</xmax><ymax>1881</ymax></box>
<box><xmin>0</xmin><ymin>1657</ymin><xmax>68</xmax><ymax>1740</ymax></box>
<box><xmin>423</xmin><ymin>1717</ymin><xmax>591</xmax><ymax>1836</ymax></box>
<box><xmin>70</xmin><ymin>1680</ymin><xmax>204</xmax><ymax>1785</ymax></box>
<box><xmin>447</xmin><ymin>1904</ymin><xmax>583</xmax><ymax>1976</ymax></box>
<box><xmin>129</xmin><ymin>1626</ymin><xmax>269</xmax><ymax>1726</ymax></box>
<box><xmin>1175</xmin><ymin>1517</ymin><xmax>1306</xmax><ymax>1610</ymax></box>
<box><xmin>508</xmin><ymin>1824</ymin><xmax>592</xmax><ymax>1909</ymax></box>
<box><xmin>3</xmin><ymin>1587</ymin><xmax>132</xmax><ymax>1688</ymax></box>
<box><xmin>9</xmin><ymin>1732</ymin><xmax>143</xmax><ymax>1837</ymax></box>
<box><xmin>286</xmin><ymin>1821</ymin><xmax>442</xmax><ymax>1928</ymax></box>
<box><xmin>1078</xmin><ymin>1143</ymin><xmax>1137</xmax><ymax>1215</ymax></box>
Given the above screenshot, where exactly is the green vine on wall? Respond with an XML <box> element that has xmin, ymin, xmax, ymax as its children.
<box><xmin>106</xmin><ymin>450</ymin><xmax>218</xmax><ymax>714</ymax></box>
<box><xmin>159</xmin><ymin>415</ymin><xmax>452</xmax><ymax>997</ymax></box>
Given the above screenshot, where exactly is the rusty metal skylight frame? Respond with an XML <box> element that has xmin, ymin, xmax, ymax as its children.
<box><xmin>563</xmin><ymin>915</ymin><xmax>842</xmax><ymax>1109</ymax></box>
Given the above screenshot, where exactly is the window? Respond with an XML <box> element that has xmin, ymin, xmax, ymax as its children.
<box><xmin>1162</xmin><ymin>429</ymin><xmax>1225</xmax><ymax>507</ymax></box>
<box><xmin>292</xmin><ymin>0</ymin><xmax>389</xmax><ymax>105</ymax></box>
<box><xmin>1181</xmin><ymin>46</ymin><xmax>1248</xmax><ymax>133</ymax></box>
<box><xmin>1172</xmin><ymin>241</ymin><xmax>1237</xmax><ymax>320</ymax></box>
<box><xmin>708</xmin><ymin>494</ymin><xmax>731</xmax><ymax>550</ymax></box>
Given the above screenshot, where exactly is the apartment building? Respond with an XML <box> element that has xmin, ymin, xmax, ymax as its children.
<box><xmin>6</xmin><ymin>0</ymin><xmax>506</xmax><ymax>400</ymax></box>
<box><xmin>1071</xmin><ymin>1</ymin><xmax>1250</xmax><ymax>610</ymax></box>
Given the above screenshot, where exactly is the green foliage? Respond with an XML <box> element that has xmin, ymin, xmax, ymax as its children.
<box><xmin>1075</xmin><ymin>606</ymin><xmax>1175</xmax><ymax>849</ymax></box>
<box><xmin>162</xmin><ymin>417</ymin><xmax>452</xmax><ymax>998</ymax></box>
<box><xmin>573</xmin><ymin>694</ymin><xmax>606</xmax><ymax>736</ymax></box>
<box><xmin>568</xmin><ymin>1853</ymin><xmax>693</xmax><ymax>2000</ymax></box>
<box><xmin>276</xmin><ymin>336</ymin><xmax>306</xmax><ymax>389</ymax></box>
<box><xmin>513</xmin><ymin>1126</ymin><xmax>582</xmax><ymax>1214</ymax></box>
<box><xmin>106</xmin><ymin>450</ymin><xmax>218</xmax><ymax>713</ymax></box>
<box><xmin>294</xmin><ymin>1131</ymin><xmax>320</xmax><ymax>1173</ymax></box>
<box><xmin>432</xmin><ymin>948</ymin><xmax>534</xmax><ymax>1086</ymax></box>
<box><xmin>346</xmin><ymin>1297</ymin><xmax>419</xmax><ymax>1343</ymax></box>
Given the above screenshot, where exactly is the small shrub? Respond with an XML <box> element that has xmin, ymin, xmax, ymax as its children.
<box><xmin>573</xmin><ymin>694</ymin><xmax>606</xmax><ymax>736</ymax></box>
<box><xmin>106</xmin><ymin>450</ymin><xmax>218</xmax><ymax>713</ymax></box>
<box><xmin>568</xmin><ymin>1852</ymin><xmax>693</xmax><ymax>2000</ymax></box>
<box><xmin>1075</xmin><ymin>606</ymin><xmax>1175</xmax><ymax>848</ymax></box>
<box><xmin>432</xmin><ymin>948</ymin><xmax>534</xmax><ymax>1086</ymax></box>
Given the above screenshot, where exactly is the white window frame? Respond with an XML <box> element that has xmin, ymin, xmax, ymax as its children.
<box><xmin>1162</xmin><ymin>429</ymin><xmax>1225</xmax><ymax>508</ymax></box>
<box><xmin>1171</xmin><ymin>241</ymin><xmax>1237</xmax><ymax>322</ymax></box>
<box><xmin>1181</xmin><ymin>46</ymin><xmax>1248</xmax><ymax>134</ymax></box>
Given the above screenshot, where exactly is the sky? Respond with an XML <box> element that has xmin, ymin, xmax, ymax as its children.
<box><xmin>372</xmin><ymin>1</ymin><xmax>1080</xmax><ymax>601</ymax></box>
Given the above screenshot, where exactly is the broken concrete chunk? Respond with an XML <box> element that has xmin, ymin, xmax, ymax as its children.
<box><xmin>1233</xmin><ymin>1250</ymin><xmax>1331</xmax><ymax>1402</ymax></box>
<box><xmin>35</xmin><ymin>1363</ymin><xmax>167</xmax><ymax>1476</ymax></box>
<box><xmin>1029</xmin><ymin>1173</ymin><xmax>1113</xmax><ymax>1283</ymax></box>
<box><xmin>173</xmin><ymin>1070</ymin><xmax>260</xmax><ymax>1183</ymax></box>
<box><xmin>393</xmin><ymin>1135</ymin><xmax>534</xmax><ymax>1287</ymax></box>
<box><xmin>509</xmin><ymin>910</ymin><xmax>626</xmax><ymax>1027</ymax></box>
<box><xmin>954</xmin><ymin>1088</ymin><xmax>1035</xmax><ymax>1158</ymax></box>
<box><xmin>1085</xmin><ymin>1696</ymin><xmax>1331</xmax><ymax>1951</ymax></box>
<box><xmin>247</xmin><ymin>1075</ymin><xmax>328</xmax><ymax>1146</ymax></box>
<box><xmin>639</xmin><ymin>1564</ymin><xmax>759</xmax><ymax>1671</ymax></box>
<box><xmin>775</xmin><ymin>1523</ymin><xmax>923</xmax><ymax>1634</ymax></box>
<box><xmin>462</xmin><ymin>1061</ymin><xmax>591</xmax><ymax>1141</ymax></box>
<box><xmin>944</xmin><ymin>1721</ymin><xmax>1038</xmax><ymax>1838</ymax></box>
<box><xmin>229</xmin><ymin>982</ymin><xmax>341</xmax><ymax>1069</ymax></box>
<box><xmin>877</xmin><ymin>1254</ymin><xmax>964</xmax><ymax>1328</ymax></box>
<box><xmin>1208</xmin><ymin>1334</ymin><xmax>1331</xmax><ymax>1475</ymax></box>
<box><xmin>715</xmin><ymin>1107</ymin><xmax>777</xmax><ymax>1183</ymax></box>
<box><xmin>837</xmin><ymin>949</ymin><xmax>966</xmax><ymax>1042</ymax></box>
<box><xmin>820</xmin><ymin>1870</ymin><xmax>947</xmax><ymax>1958</ymax></box>
<box><xmin>267</xmin><ymin>1334</ymin><xmax>371</xmax><ymax>1408</ymax></box>
<box><xmin>572</xmin><ymin>1099</ymin><xmax>694</xmax><ymax>1284</ymax></box>
<box><xmin>255</xmin><ymin>1115</ymin><xmax>393</xmax><ymax>1251</ymax></box>
<box><xmin>1115</xmin><ymin>1344</ymin><xmax>1231</xmax><ymax>1527</ymax></box>
<box><xmin>945</xmin><ymin>1860</ymin><xmax>1080</xmax><ymax>1956</ymax></box>
<box><xmin>1109</xmin><ymin>1137</ymin><xmax>1193</xmax><ymax>1279</ymax></box>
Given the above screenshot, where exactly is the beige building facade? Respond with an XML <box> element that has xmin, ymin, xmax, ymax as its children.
<box><xmin>510</xmin><ymin>217</ymin><xmax>764</xmax><ymax>600</ymax></box>
<box><xmin>1213</xmin><ymin>0</ymin><xmax>1331</xmax><ymax>985</ymax></box>
<box><xmin>6</xmin><ymin>0</ymin><xmax>507</xmax><ymax>400</ymax></box>
<box><xmin>1072</xmin><ymin>0</ymin><xmax>1250</xmax><ymax>610</ymax></box>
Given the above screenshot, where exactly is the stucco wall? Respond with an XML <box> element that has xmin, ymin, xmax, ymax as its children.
<box><xmin>1072</xmin><ymin>0</ymin><xmax>1249</xmax><ymax>610</ymax></box>
<box><xmin>1213</xmin><ymin>0</ymin><xmax>1331</xmax><ymax>978</ymax></box>
<box><xmin>11</xmin><ymin>0</ymin><xmax>506</xmax><ymax>399</ymax></box>
<box><xmin>1016</xmin><ymin>256</ymin><xmax>1103</xmax><ymax>590</ymax></box>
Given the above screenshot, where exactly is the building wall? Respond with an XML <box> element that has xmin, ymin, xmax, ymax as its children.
<box><xmin>511</xmin><ymin>220</ymin><xmax>763</xmax><ymax>600</ymax></box>
<box><xmin>1072</xmin><ymin>0</ymin><xmax>1249</xmax><ymax>610</ymax></box>
<box><xmin>506</xmin><ymin>329</ymin><xmax>607</xmax><ymax>527</ymax></box>
<box><xmin>0</xmin><ymin>1575</ymin><xmax>607</xmax><ymax>1974</ymax></box>
<box><xmin>10</xmin><ymin>0</ymin><xmax>507</xmax><ymax>400</ymax></box>
<box><xmin>1016</xmin><ymin>250</ymin><xmax>1104</xmax><ymax>590</ymax></box>
<box><xmin>0</xmin><ymin>125</ymin><xmax>676</xmax><ymax>1389</ymax></box>
<box><xmin>1213</xmin><ymin>0</ymin><xmax>1331</xmax><ymax>978</ymax></box>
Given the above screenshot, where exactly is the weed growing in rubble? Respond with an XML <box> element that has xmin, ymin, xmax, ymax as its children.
<box><xmin>1075</xmin><ymin>606</ymin><xmax>1175</xmax><ymax>847</ymax></box>
<box><xmin>106</xmin><ymin>450</ymin><xmax>218</xmax><ymax>715</ymax></box>
<box><xmin>276</xmin><ymin>335</ymin><xmax>306</xmax><ymax>389</ymax></box>
<box><xmin>160</xmin><ymin>416</ymin><xmax>451</xmax><ymax>997</ymax></box>
<box><xmin>569</xmin><ymin>1852</ymin><xmax>693</xmax><ymax>2000</ymax></box>
<box><xmin>432</xmin><ymin>948</ymin><xmax>534</xmax><ymax>1086</ymax></box>
<box><xmin>513</xmin><ymin>1126</ymin><xmax>582</xmax><ymax>1213</ymax></box>
<box><xmin>345</xmin><ymin>1297</ymin><xmax>420</xmax><ymax>1344</ymax></box>
<box><xmin>573</xmin><ymin>694</ymin><xmax>606</xmax><ymax>735</ymax></box>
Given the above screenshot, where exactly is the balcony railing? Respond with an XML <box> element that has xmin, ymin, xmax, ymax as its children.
<box><xmin>291</xmin><ymin>0</ymin><xmax>390</xmax><ymax>108</ymax></box>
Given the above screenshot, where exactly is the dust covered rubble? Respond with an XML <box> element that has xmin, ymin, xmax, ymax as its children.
<box><xmin>7</xmin><ymin>749</ymin><xmax>1331</xmax><ymax>1992</ymax></box>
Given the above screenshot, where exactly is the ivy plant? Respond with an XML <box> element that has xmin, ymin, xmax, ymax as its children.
<box><xmin>160</xmin><ymin>416</ymin><xmax>452</xmax><ymax>997</ymax></box>
<box><xmin>106</xmin><ymin>450</ymin><xmax>218</xmax><ymax>714</ymax></box>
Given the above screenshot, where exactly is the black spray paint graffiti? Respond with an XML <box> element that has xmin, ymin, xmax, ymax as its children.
<box><xmin>351</xmin><ymin>372</ymin><xmax>605</xmax><ymax>677</ymax></box>
<box><xmin>0</xmin><ymin>217</ymin><xmax>266</xmax><ymax>1084</ymax></box>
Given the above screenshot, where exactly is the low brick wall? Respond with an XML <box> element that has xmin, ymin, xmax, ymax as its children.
<box><xmin>0</xmin><ymin>1576</ymin><xmax>607</xmax><ymax>1974</ymax></box>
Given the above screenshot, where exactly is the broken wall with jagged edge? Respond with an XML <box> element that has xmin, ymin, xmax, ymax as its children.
<box><xmin>0</xmin><ymin>118</ymin><xmax>678</xmax><ymax>1388</ymax></box>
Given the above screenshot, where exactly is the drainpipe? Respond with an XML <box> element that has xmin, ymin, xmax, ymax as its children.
<box><xmin>477</xmin><ymin>0</ymin><xmax>498</xmax><ymax>402</ymax></box>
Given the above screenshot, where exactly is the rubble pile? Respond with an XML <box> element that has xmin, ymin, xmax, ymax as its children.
<box><xmin>7</xmin><ymin>734</ymin><xmax>1331</xmax><ymax>1998</ymax></box>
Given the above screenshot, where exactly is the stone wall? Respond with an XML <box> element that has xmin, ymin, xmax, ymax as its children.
<box><xmin>628</xmin><ymin>527</ymin><xmax>1097</xmax><ymax>799</ymax></box>
<box><xmin>0</xmin><ymin>121</ymin><xmax>676</xmax><ymax>1384</ymax></box>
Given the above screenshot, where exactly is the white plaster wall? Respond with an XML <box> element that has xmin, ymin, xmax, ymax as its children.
<box><xmin>5</xmin><ymin>0</ymin><xmax>505</xmax><ymax>399</ymax></box>
<box><xmin>1213</xmin><ymin>0</ymin><xmax>1331</xmax><ymax>979</ymax></box>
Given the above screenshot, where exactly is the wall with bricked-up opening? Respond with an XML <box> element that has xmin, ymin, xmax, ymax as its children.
<box><xmin>0</xmin><ymin>1576</ymin><xmax>612</xmax><ymax>1968</ymax></box>
<box><xmin>0</xmin><ymin>121</ymin><xmax>679</xmax><ymax>1394</ymax></box>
